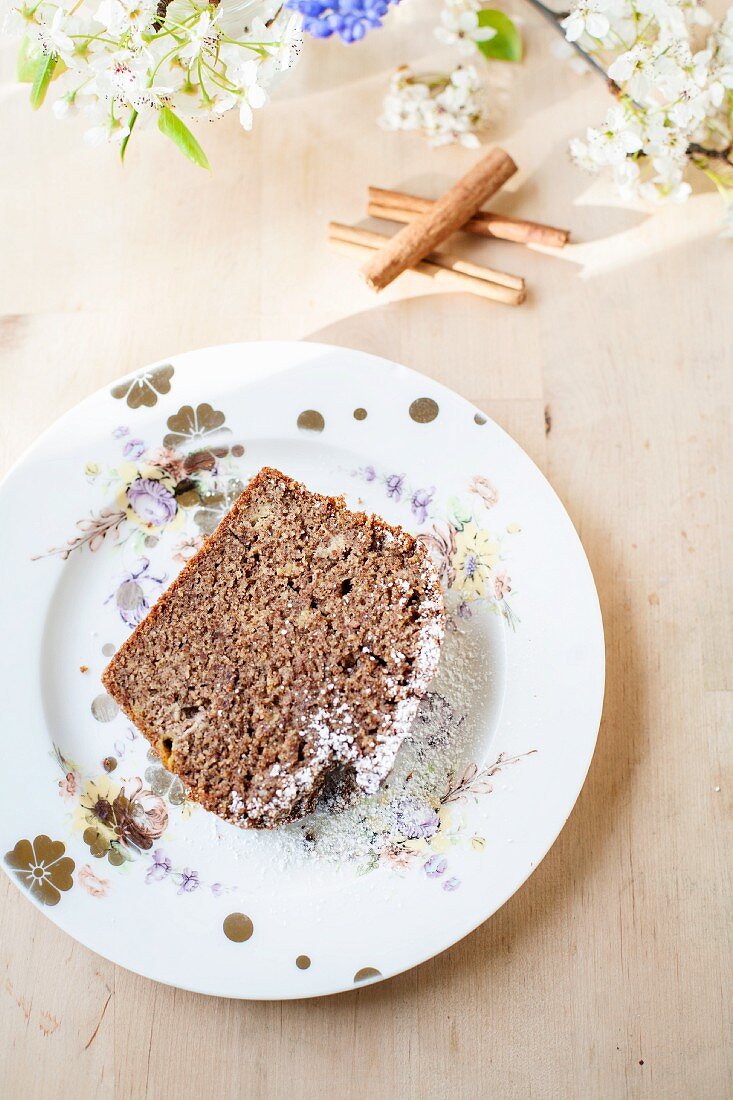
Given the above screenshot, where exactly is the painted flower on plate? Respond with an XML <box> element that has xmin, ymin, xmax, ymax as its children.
<box><xmin>411</xmin><ymin>487</ymin><xmax>435</xmax><ymax>524</ymax></box>
<box><xmin>163</xmin><ymin>403</ymin><xmax>228</xmax><ymax>449</ymax></box>
<box><xmin>417</xmin><ymin>522</ymin><xmax>457</xmax><ymax>588</ymax></box>
<box><xmin>120</xmin><ymin>778</ymin><xmax>169</xmax><ymax>844</ymax></box>
<box><xmin>171</xmin><ymin>534</ymin><xmax>205</xmax><ymax>563</ymax></box>
<box><xmin>193</xmin><ymin>479</ymin><xmax>245</xmax><ymax>535</ymax></box>
<box><xmin>58</xmin><ymin>771</ymin><xmax>79</xmax><ymax>800</ymax></box>
<box><xmin>145</xmin><ymin>446</ymin><xmax>189</xmax><ymax>484</ymax></box>
<box><xmin>381</xmin><ymin>845</ymin><xmax>414</xmax><ymax>870</ymax></box>
<box><xmin>452</xmin><ymin>523</ymin><xmax>500</xmax><ymax>599</ymax></box>
<box><xmin>423</xmin><ymin>854</ymin><xmax>448</xmax><ymax>878</ymax></box>
<box><xmin>123</xmin><ymin>438</ymin><xmax>146</xmax><ymax>459</ymax></box>
<box><xmin>110</xmin><ymin>365</ymin><xmax>174</xmax><ymax>409</ymax></box>
<box><xmin>393</xmin><ymin>799</ymin><xmax>440</xmax><ymax>840</ymax></box>
<box><xmin>494</xmin><ymin>571</ymin><xmax>512</xmax><ymax>600</ymax></box>
<box><xmin>78</xmin><ymin>776</ymin><xmax>168</xmax><ymax>864</ymax></box>
<box><xmin>127</xmin><ymin>477</ymin><xmax>177</xmax><ymax>527</ymax></box>
<box><xmin>108</xmin><ymin>558</ymin><xmax>166</xmax><ymax>627</ymax></box>
<box><xmin>385</xmin><ymin>473</ymin><xmax>405</xmax><ymax>501</ymax></box>
<box><xmin>78</xmin><ymin>864</ymin><xmax>110</xmax><ymax>898</ymax></box>
<box><xmin>116</xmin><ymin>464</ymin><xmax>184</xmax><ymax>534</ymax></box>
<box><xmin>116</xmin><ymin>579</ymin><xmax>148</xmax><ymax>625</ymax></box>
<box><xmin>469</xmin><ymin>475</ymin><xmax>499</xmax><ymax>509</ymax></box>
<box><xmin>4</xmin><ymin>835</ymin><xmax>75</xmax><ymax>906</ymax></box>
<box><xmin>144</xmin><ymin>754</ymin><xmax>187</xmax><ymax>805</ymax></box>
<box><xmin>146</xmin><ymin>848</ymin><xmax>173</xmax><ymax>883</ymax></box>
<box><xmin>176</xmin><ymin>868</ymin><xmax>200</xmax><ymax>894</ymax></box>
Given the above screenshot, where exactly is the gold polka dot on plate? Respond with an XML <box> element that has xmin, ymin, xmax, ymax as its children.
<box><xmin>409</xmin><ymin>398</ymin><xmax>439</xmax><ymax>424</ymax></box>
<box><xmin>474</xmin><ymin>413</ymin><xmax>487</xmax><ymax>425</ymax></box>
<box><xmin>353</xmin><ymin>967</ymin><xmax>382</xmax><ymax>983</ymax></box>
<box><xmin>296</xmin><ymin>955</ymin><xmax>311</xmax><ymax>970</ymax></box>
<box><xmin>297</xmin><ymin>410</ymin><xmax>325</xmax><ymax>433</ymax></box>
<box><xmin>223</xmin><ymin>913</ymin><xmax>254</xmax><ymax>942</ymax></box>
<box><xmin>353</xmin><ymin>408</ymin><xmax>367</xmax><ymax>421</ymax></box>
<box><xmin>91</xmin><ymin>693</ymin><xmax>119</xmax><ymax>723</ymax></box>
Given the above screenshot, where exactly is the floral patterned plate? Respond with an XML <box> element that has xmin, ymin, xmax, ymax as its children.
<box><xmin>0</xmin><ymin>342</ymin><xmax>604</xmax><ymax>999</ymax></box>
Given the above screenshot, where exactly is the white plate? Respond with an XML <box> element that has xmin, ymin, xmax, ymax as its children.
<box><xmin>0</xmin><ymin>342</ymin><xmax>604</xmax><ymax>999</ymax></box>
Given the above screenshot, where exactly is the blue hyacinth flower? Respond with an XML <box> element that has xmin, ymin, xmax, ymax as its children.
<box><xmin>286</xmin><ymin>0</ymin><xmax>400</xmax><ymax>43</ymax></box>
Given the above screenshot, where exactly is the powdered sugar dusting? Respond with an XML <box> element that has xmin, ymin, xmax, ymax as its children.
<box><xmin>205</xmin><ymin>599</ymin><xmax>502</xmax><ymax>877</ymax></box>
<box><xmin>298</xmin><ymin>606</ymin><xmax>489</xmax><ymax>868</ymax></box>
<box><xmin>243</xmin><ymin>697</ymin><xmax>360</xmax><ymax>822</ymax></box>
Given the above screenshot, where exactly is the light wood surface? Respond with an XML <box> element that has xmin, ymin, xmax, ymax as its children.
<box><xmin>0</xmin><ymin>2</ymin><xmax>731</xmax><ymax>1097</ymax></box>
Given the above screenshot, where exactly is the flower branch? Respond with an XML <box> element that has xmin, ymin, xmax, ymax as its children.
<box><xmin>522</xmin><ymin>0</ymin><xmax>733</xmax><ymax>175</ymax></box>
<box><xmin>4</xmin><ymin>0</ymin><xmax>303</xmax><ymax>164</ymax></box>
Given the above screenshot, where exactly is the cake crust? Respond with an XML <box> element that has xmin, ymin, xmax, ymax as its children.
<box><xmin>102</xmin><ymin>467</ymin><xmax>444</xmax><ymax>828</ymax></box>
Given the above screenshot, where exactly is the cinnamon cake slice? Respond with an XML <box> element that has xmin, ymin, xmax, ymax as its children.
<box><xmin>102</xmin><ymin>466</ymin><xmax>444</xmax><ymax>828</ymax></box>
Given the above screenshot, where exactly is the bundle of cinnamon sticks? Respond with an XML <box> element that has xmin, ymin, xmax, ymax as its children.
<box><xmin>328</xmin><ymin>148</ymin><xmax>569</xmax><ymax>306</ymax></box>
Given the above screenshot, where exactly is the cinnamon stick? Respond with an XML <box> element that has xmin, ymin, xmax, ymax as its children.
<box><xmin>360</xmin><ymin>148</ymin><xmax>517</xmax><ymax>292</ymax></box>
<box><xmin>328</xmin><ymin>225</ymin><xmax>525</xmax><ymax>306</ymax></box>
<box><xmin>368</xmin><ymin>187</ymin><xmax>569</xmax><ymax>248</ymax></box>
<box><xmin>329</xmin><ymin>222</ymin><xmax>524</xmax><ymax>291</ymax></box>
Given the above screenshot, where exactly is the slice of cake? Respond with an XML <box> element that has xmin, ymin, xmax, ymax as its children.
<box><xmin>102</xmin><ymin>467</ymin><xmax>444</xmax><ymax>828</ymax></box>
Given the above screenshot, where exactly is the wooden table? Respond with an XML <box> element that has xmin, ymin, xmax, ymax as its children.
<box><xmin>1</xmin><ymin>4</ymin><xmax>731</xmax><ymax>1096</ymax></box>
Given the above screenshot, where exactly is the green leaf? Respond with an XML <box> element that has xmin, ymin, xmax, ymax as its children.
<box><xmin>355</xmin><ymin>857</ymin><xmax>379</xmax><ymax>877</ymax></box>
<box><xmin>17</xmin><ymin>37</ymin><xmax>40</xmax><ymax>83</ymax></box>
<box><xmin>120</xmin><ymin>109</ymin><xmax>139</xmax><ymax>163</ymax></box>
<box><xmin>476</xmin><ymin>10</ymin><xmax>523</xmax><ymax>62</ymax></box>
<box><xmin>30</xmin><ymin>53</ymin><xmax>58</xmax><ymax>110</ymax></box>
<box><xmin>446</xmin><ymin>496</ymin><xmax>472</xmax><ymax>531</ymax></box>
<box><xmin>157</xmin><ymin>107</ymin><xmax>211</xmax><ymax>171</ymax></box>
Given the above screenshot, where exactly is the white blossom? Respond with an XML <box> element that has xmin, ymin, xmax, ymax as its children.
<box><xmin>585</xmin><ymin>104</ymin><xmax>644</xmax><ymax>166</ymax></box>
<box><xmin>568</xmin><ymin>136</ymin><xmax>599</xmax><ymax>173</ymax></box>
<box><xmin>612</xmin><ymin>157</ymin><xmax>642</xmax><ymax>199</ymax></box>
<box><xmin>561</xmin><ymin>0</ymin><xmax>610</xmax><ymax>44</ymax></box>
<box><xmin>565</xmin><ymin>0</ymin><xmax>733</xmax><ymax>210</ymax></box>
<box><xmin>434</xmin><ymin>0</ymin><xmax>495</xmax><ymax>55</ymax></box>
<box><xmin>82</xmin><ymin>98</ymin><xmax>132</xmax><ymax>145</ymax></box>
<box><xmin>379</xmin><ymin>64</ymin><xmax>488</xmax><ymax>149</ymax></box>
<box><xmin>36</xmin><ymin>8</ymin><xmax>74</xmax><ymax>59</ymax></box>
<box><xmin>93</xmin><ymin>0</ymin><xmax>157</xmax><ymax>46</ymax></box>
<box><xmin>236</xmin><ymin>59</ymin><xmax>268</xmax><ymax>131</ymax></box>
<box><xmin>247</xmin><ymin>13</ymin><xmax>303</xmax><ymax>70</ymax></box>
<box><xmin>639</xmin><ymin>157</ymin><xmax>693</xmax><ymax>201</ymax></box>
<box><xmin>178</xmin><ymin>11</ymin><xmax>217</xmax><ymax>62</ymax></box>
<box><xmin>0</xmin><ymin>0</ymin><xmax>302</xmax><ymax>162</ymax></box>
<box><xmin>634</xmin><ymin>0</ymin><xmax>688</xmax><ymax>42</ymax></box>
